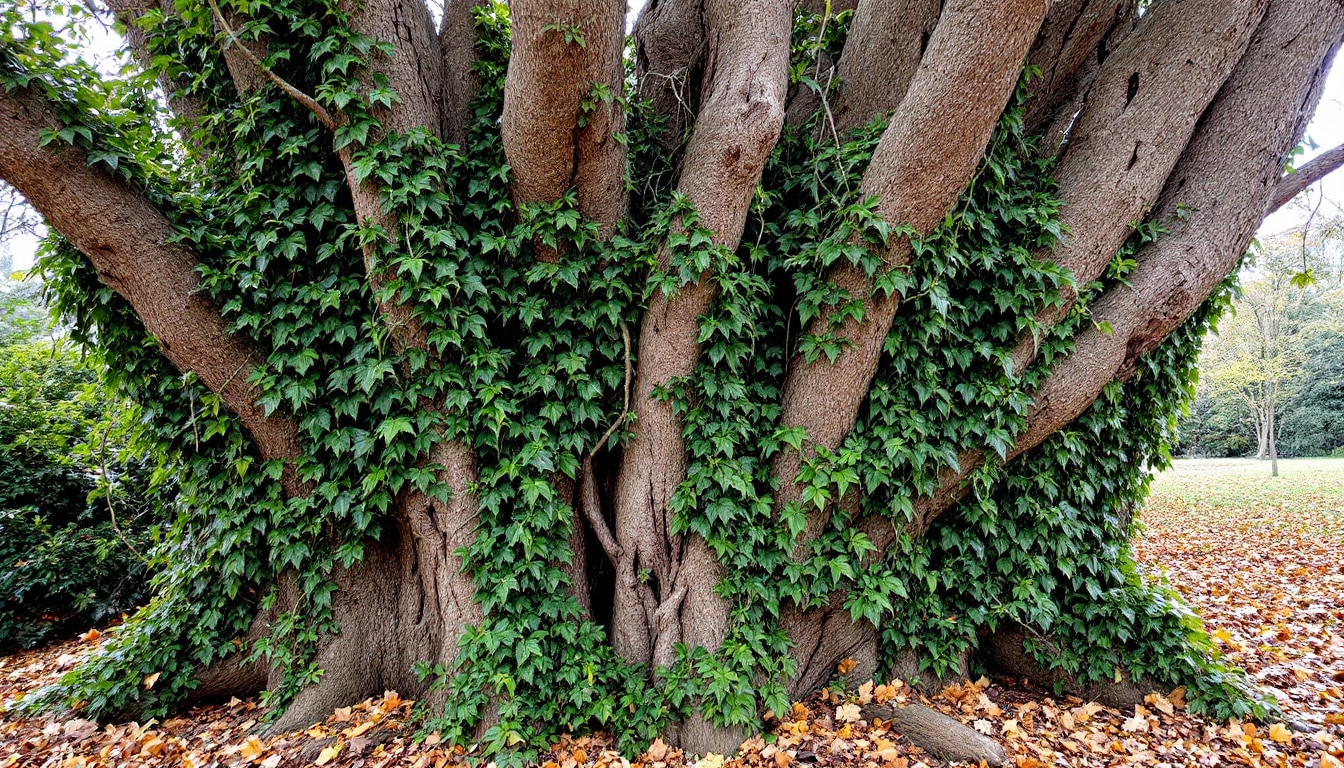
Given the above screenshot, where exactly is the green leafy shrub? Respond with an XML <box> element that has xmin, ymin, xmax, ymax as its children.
<box><xmin>0</xmin><ymin>315</ymin><xmax>164</xmax><ymax>651</ymax></box>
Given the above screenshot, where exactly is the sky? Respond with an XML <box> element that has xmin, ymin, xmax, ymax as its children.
<box><xmin>4</xmin><ymin>12</ymin><xmax>1344</xmax><ymax>273</ymax></box>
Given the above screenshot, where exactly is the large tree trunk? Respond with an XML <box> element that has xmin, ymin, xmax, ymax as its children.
<box><xmin>4</xmin><ymin>0</ymin><xmax>1343</xmax><ymax>755</ymax></box>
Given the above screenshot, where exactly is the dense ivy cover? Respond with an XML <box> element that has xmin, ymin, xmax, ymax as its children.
<box><xmin>1</xmin><ymin>0</ymin><xmax>1270</xmax><ymax>758</ymax></box>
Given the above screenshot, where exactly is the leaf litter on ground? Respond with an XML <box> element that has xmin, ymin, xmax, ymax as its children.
<box><xmin>1</xmin><ymin>457</ymin><xmax>1341</xmax><ymax>767</ymax></box>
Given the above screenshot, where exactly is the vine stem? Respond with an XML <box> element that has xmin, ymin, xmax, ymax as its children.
<box><xmin>205</xmin><ymin>0</ymin><xmax>337</xmax><ymax>130</ymax></box>
<box><xmin>580</xmin><ymin>322</ymin><xmax>632</xmax><ymax>567</ymax></box>
<box><xmin>100</xmin><ymin>416</ymin><xmax>150</xmax><ymax>566</ymax></box>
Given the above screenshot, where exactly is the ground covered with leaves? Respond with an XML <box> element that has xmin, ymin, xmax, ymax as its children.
<box><xmin>1</xmin><ymin>458</ymin><xmax>1341</xmax><ymax>767</ymax></box>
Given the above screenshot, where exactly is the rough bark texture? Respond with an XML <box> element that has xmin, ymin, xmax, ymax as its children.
<box><xmin>1020</xmin><ymin>0</ymin><xmax>1132</xmax><ymax>145</ymax></box>
<box><xmin>774</xmin><ymin>0</ymin><xmax>1050</xmax><ymax>695</ymax></box>
<box><xmin>776</xmin><ymin>0</ymin><xmax>1049</xmax><ymax>556</ymax></box>
<box><xmin>0</xmin><ymin>84</ymin><xmax>304</xmax><ymax>493</ymax></box>
<box><xmin>632</xmin><ymin>0</ymin><xmax>708</xmax><ymax>158</ymax></box>
<box><xmin>611</xmin><ymin>0</ymin><xmax>791</xmax><ymax>754</ymax></box>
<box><xmin>1037</xmin><ymin>0</ymin><xmax>1269</xmax><ymax>313</ymax></box>
<box><xmin>855</xmin><ymin>0</ymin><xmax>1344</xmax><ymax>563</ymax></box>
<box><xmin>860</xmin><ymin>702</ymin><xmax>1008</xmax><ymax>766</ymax></box>
<box><xmin>438</xmin><ymin>0</ymin><xmax>481</xmax><ymax>147</ymax></box>
<box><xmin>271</xmin><ymin>442</ymin><xmax>483</xmax><ymax>731</ymax></box>
<box><xmin>502</xmin><ymin>0</ymin><xmax>627</xmax><ymax>233</ymax></box>
<box><xmin>980</xmin><ymin>624</ymin><xmax>1156</xmax><ymax>710</ymax></box>
<box><xmin>828</xmin><ymin>0</ymin><xmax>940</xmax><ymax>135</ymax></box>
<box><xmin>1015</xmin><ymin>0</ymin><xmax>1343</xmax><ymax>461</ymax></box>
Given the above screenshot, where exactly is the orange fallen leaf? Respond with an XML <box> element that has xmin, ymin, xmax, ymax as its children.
<box><xmin>837</xmin><ymin>658</ymin><xmax>857</xmax><ymax>675</ymax></box>
<box><xmin>1267</xmin><ymin>723</ymin><xmax>1293</xmax><ymax>744</ymax></box>
<box><xmin>142</xmin><ymin>671</ymin><xmax>161</xmax><ymax>689</ymax></box>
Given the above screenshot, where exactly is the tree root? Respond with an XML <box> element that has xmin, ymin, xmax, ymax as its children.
<box><xmin>981</xmin><ymin>623</ymin><xmax>1162</xmax><ymax>709</ymax></box>
<box><xmin>860</xmin><ymin>702</ymin><xmax>1007</xmax><ymax>767</ymax></box>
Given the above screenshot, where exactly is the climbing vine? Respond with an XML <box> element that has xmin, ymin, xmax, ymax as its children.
<box><xmin>1</xmin><ymin>0</ymin><xmax>1271</xmax><ymax>759</ymax></box>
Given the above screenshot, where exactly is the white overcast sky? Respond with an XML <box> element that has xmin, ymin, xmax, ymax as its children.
<box><xmin>4</xmin><ymin>11</ymin><xmax>1344</xmax><ymax>272</ymax></box>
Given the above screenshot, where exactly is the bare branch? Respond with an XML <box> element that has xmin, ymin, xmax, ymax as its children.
<box><xmin>1267</xmin><ymin>142</ymin><xmax>1344</xmax><ymax>215</ymax></box>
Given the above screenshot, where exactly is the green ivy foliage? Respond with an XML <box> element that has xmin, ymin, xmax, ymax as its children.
<box><xmin>1</xmin><ymin>0</ymin><xmax>1269</xmax><ymax>757</ymax></box>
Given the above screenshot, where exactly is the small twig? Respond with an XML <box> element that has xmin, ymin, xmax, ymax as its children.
<box><xmin>205</xmin><ymin>0</ymin><xmax>337</xmax><ymax>130</ymax></box>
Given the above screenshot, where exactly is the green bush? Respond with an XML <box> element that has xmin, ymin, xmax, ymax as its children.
<box><xmin>0</xmin><ymin>311</ymin><xmax>165</xmax><ymax>651</ymax></box>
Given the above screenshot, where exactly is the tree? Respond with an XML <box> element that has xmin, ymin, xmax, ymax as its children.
<box><xmin>2</xmin><ymin>0</ymin><xmax>1342</xmax><ymax>757</ymax></box>
<box><xmin>1193</xmin><ymin>230</ymin><xmax>1344</xmax><ymax>467</ymax></box>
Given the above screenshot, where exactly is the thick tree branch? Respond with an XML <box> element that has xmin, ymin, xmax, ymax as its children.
<box><xmin>1020</xmin><ymin>0</ymin><xmax>1133</xmax><ymax>145</ymax></box>
<box><xmin>1267</xmin><ymin>142</ymin><xmax>1344</xmax><ymax>215</ymax></box>
<box><xmin>1003</xmin><ymin>0</ymin><xmax>1271</xmax><ymax>381</ymax></box>
<box><xmin>0</xmin><ymin>83</ymin><xmax>305</xmax><ymax>495</ymax></box>
<box><xmin>502</xmin><ymin>0</ymin><xmax>627</xmax><ymax>235</ymax></box>
<box><xmin>869</xmin><ymin>0</ymin><xmax>1344</xmax><ymax>552</ymax></box>
<box><xmin>438</xmin><ymin>0</ymin><xmax>480</xmax><ymax>147</ymax></box>
<box><xmin>610</xmin><ymin>0</ymin><xmax>791</xmax><ymax>680</ymax></box>
<box><xmin>633</xmin><ymin>0</ymin><xmax>708</xmax><ymax>159</ymax></box>
<box><xmin>104</xmin><ymin>0</ymin><xmax>208</xmax><ymax>127</ymax></box>
<box><xmin>1016</xmin><ymin>0</ymin><xmax>1343</xmax><ymax>461</ymax></box>
<box><xmin>774</xmin><ymin>0</ymin><xmax>1051</xmax><ymax>552</ymax></box>
<box><xmin>826</xmin><ymin>0</ymin><xmax>941</xmax><ymax>135</ymax></box>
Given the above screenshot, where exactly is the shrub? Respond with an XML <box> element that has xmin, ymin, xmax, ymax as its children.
<box><xmin>0</xmin><ymin>329</ymin><xmax>164</xmax><ymax>651</ymax></box>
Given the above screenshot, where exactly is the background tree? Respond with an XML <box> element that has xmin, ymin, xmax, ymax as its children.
<box><xmin>1182</xmin><ymin>227</ymin><xmax>1344</xmax><ymax>461</ymax></box>
<box><xmin>3</xmin><ymin>0</ymin><xmax>1344</xmax><ymax>757</ymax></box>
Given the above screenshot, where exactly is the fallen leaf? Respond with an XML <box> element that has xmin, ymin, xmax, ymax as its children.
<box><xmin>836</xmin><ymin>703</ymin><xmax>861</xmax><ymax>723</ymax></box>
<box><xmin>142</xmin><ymin>671</ymin><xmax>161</xmax><ymax>689</ymax></box>
<box><xmin>314</xmin><ymin>743</ymin><xmax>342</xmax><ymax>765</ymax></box>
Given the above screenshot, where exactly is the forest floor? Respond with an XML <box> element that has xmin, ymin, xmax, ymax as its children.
<box><xmin>1</xmin><ymin>457</ymin><xmax>1342</xmax><ymax>767</ymax></box>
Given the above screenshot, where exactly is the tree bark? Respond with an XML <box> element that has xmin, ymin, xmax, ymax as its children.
<box><xmin>1020</xmin><ymin>0</ymin><xmax>1133</xmax><ymax>146</ymax></box>
<box><xmin>0</xmin><ymin>84</ymin><xmax>305</xmax><ymax>494</ymax></box>
<box><xmin>1009</xmin><ymin>0</ymin><xmax>1342</xmax><ymax>464</ymax></box>
<box><xmin>438</xmin><ymin>0</ymin><xmax>481</xmax><ymax>147</ymax></box>
<box><xmin>502</xmin><ymin>0</ymin><xmax>627</xmax><ymax>234</ymax></box>
<box><xmin>774</xmin><ymin>0</ymin><xmax>1051</xmax><ymax>693</ymax></box>
<box><xmin>611</xmin><ymin>0</ymin><xmax>790</xmax><ymax>753</ymax></box>
<box><xmin>775</xmin><ymin>0</ymin><xmax>1049</xmax><ymax>558</ymax></box>
<box><xmin>1266</xmin><ymin>141</ymin><xmax>1344</xmax><ymax>215</ymax></box>
<box><xmin>826</xmin><ymin>0</ymin><xmax>941</xmax><ymax>135</ymax></box>
<box><xmin>632</xmin><ymin>0</ymin><xmax>708</xmax><ymax>159</ymax></box>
